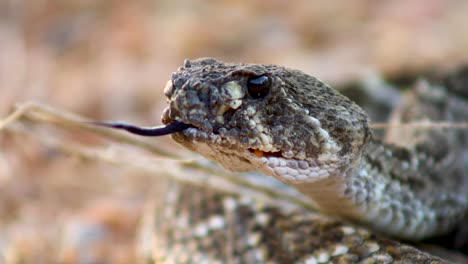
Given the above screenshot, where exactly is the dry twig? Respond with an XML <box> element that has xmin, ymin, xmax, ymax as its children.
<box><xmin>0</xmin><ymin>102</ymin><xmax>315</xmax><ymax>211</ymax></box>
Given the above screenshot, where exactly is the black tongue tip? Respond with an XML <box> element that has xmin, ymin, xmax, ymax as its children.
<box><xmin>87</xmin><ymin>120</ymin><xmax>190</xmax><ymax>136</ymax></box>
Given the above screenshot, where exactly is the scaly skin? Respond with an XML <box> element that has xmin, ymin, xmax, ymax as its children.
<box><xmin>136</xmin><ymin>58</ymin><xmax>468</xmax><ymax>263</ymax></box>
<box><xmin>143</xmin><ymin>182</ymin><xmax>449</xmax><ymax>263</ymax></box>
<box><xmin>161</xmin><ymin>58</ymin><xmax>467</xmax><ymax>241</ymax></box>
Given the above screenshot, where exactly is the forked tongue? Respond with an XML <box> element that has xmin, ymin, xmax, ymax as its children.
<box><xmin>88</xmin><ymin>120</ymin><xmax>190</xmax><ymax>136</ymax></box>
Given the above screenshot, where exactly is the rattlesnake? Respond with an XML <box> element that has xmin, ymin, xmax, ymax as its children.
<box><xmin>100</xmin><ymin>58</ymin><xmax>468</xmax><ymax>263</ymax></box>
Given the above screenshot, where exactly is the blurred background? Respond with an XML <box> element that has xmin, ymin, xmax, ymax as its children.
<box><xmin>1</xmin><ymin>0</ymin><xmax>468</xmax><ymax>263</ymax></box>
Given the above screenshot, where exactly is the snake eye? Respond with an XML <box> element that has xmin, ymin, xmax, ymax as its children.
<box><xmin>247</xmin><ymin>75</ymin><xmax>271</xmax><ymax>99</ymax></box>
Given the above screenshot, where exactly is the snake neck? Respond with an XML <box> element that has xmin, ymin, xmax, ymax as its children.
<box><xmin>289</xmin><ymin>140</ymin><xmax>467</xmax><ymax>241</ymax></box>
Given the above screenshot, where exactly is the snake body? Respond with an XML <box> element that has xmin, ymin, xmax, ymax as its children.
<box><xmin>143</xmin><ymin>58</ymin><xmax>467</xmax><ymax>262</ymax></box>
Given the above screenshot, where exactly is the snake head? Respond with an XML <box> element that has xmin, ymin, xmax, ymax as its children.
<box><xmin>162</xmin><ymin>58</ymin><xmax>371</xmax><ymax>183</ymax></box>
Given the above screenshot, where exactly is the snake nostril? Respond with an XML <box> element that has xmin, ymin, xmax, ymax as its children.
<box><xmin>215</xmin><ymin>105</ymin><xmax>238</xmax><ymax>126</ymax></box>
<box><xmin>223</xmin><ymin>108</ymin><xmax>237</xmax><ymax>123</ymax></box>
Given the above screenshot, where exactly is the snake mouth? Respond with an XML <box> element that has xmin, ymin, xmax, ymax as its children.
<box><xmin>91</xmin><ymin>120</ymin><xmax>290</xmax><ymax>161</ymax></box>
<box><xmin>248</xmin><ymin>149</ymin><xmax>284</xmax><ymax>158</ymax></box>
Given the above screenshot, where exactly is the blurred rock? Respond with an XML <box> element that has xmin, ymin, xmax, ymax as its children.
<box><xmin>60</xmin><ymin>199</ymin><xmax>143</xmax><ymax>264</ymax></box>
